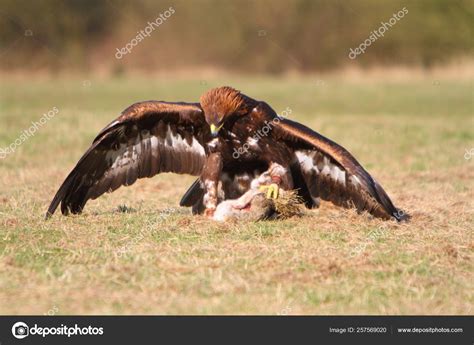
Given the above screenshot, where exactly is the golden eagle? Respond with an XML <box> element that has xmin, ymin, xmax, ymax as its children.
<box><xmin>46</xmin><ymin>86</ymin><xmax>408</xmax><ymax>221</ymax></box>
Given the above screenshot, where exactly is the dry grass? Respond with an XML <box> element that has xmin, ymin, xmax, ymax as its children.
<box><xmin>0</xmin><ymin>74</ymin><xmax>472</xmax><ymax>315</ymax></box>
<box><xmin>273</xmin><ymin>189</ymin><xmax>305</xmax><ymax>219</ymax></box>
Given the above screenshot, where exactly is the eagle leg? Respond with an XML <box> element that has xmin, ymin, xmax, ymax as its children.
<box><xmin>201</xmin><ymin>152</ymin><xmax>223</xmax><ymax>217</ymax></box>
<box><xmin>268</xmin><ymin>162</ymin><xmax>293</xmax><ymax>188</ymax></box>
<box><xmin>254</xmin><ymin>162</ymin><xmax>293</xmax><ymax>199</ymax></box>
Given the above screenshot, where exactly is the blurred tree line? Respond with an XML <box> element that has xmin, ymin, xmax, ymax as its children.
<box><xmin>0</xmin><ymin>0</ymin><xmax>472</xmax><ymax>74</ymax></box>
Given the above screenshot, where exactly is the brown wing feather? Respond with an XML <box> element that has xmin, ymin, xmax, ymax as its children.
<box><xmin>274</xmin><ymin>118</ymin><xmax>408</xmax><ymax>221</ymax></box>
<box><xmin>46</xmin><ymin>101</ymin><xmax>207</xmax><ymax>218</ymax></box>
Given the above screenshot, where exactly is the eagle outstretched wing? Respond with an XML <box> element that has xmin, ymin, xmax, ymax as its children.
<box><xmin>273</xmin><ymin>118</ymin><xmax>408</xmax><ymax>221</ymax></box>
<box><xmin>46</xmin><ymin>101</ymin><xmax>208</xmax><ymax>218</ymax></box>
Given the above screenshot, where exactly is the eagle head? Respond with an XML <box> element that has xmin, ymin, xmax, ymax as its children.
<box><xmin>200</xmin><ymin>86</ymin><xmax>246</xmax><ymax>137</ymax></box>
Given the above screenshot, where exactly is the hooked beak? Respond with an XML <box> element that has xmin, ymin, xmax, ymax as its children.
<box><xmin>210</xmin><ymin>123</ymin><xmax>223</xmax><ymax>137</ymax></box>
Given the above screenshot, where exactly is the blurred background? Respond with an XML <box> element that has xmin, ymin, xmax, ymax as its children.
<box><xmin>1</xmin><ymin>0</ymin><xmax>473</xmax><ymax>75</ymax></box>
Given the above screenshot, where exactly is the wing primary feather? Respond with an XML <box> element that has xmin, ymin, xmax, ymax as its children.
<box><xmin>275</xmin><ymin>118</ymin><xmax>408</xmax><ymax>221</ymax></box>
<box><xmin>46</xmin><ymin>101</ymin><xmax>206</xmax><ymax>218</ymax></box>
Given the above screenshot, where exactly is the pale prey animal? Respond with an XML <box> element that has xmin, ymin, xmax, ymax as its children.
<box><xmin>213</xmin><ymin>186</ymin><xmax>305</xmax><ymax>222</ymax></box>
<box><xmin>46</xmin><ymin>86</ymin><xmax>408</xmax><ymax>221</ymax></box>
<box><xmin>213</xmin><ymin>188</ymin><xmax>275</xmax><ymax>222</ymax></box>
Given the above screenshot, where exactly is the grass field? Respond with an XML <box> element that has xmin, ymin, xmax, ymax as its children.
<box><xmin>0</xmin><ymin>73</ymin><xmax>472</xmax><ymax>314</ymax></box>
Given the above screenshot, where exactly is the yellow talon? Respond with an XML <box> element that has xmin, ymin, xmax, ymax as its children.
<box><xmin>258</xmin><ymin>183</ymin><xmax>279</xmax><ymax>199</ymax></box>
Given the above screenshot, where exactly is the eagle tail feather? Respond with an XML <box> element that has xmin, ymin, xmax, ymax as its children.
<box><xmin>179</xmin><ymin>179</ymin><xmax>204</xmax><ymax>207</ymax></box>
